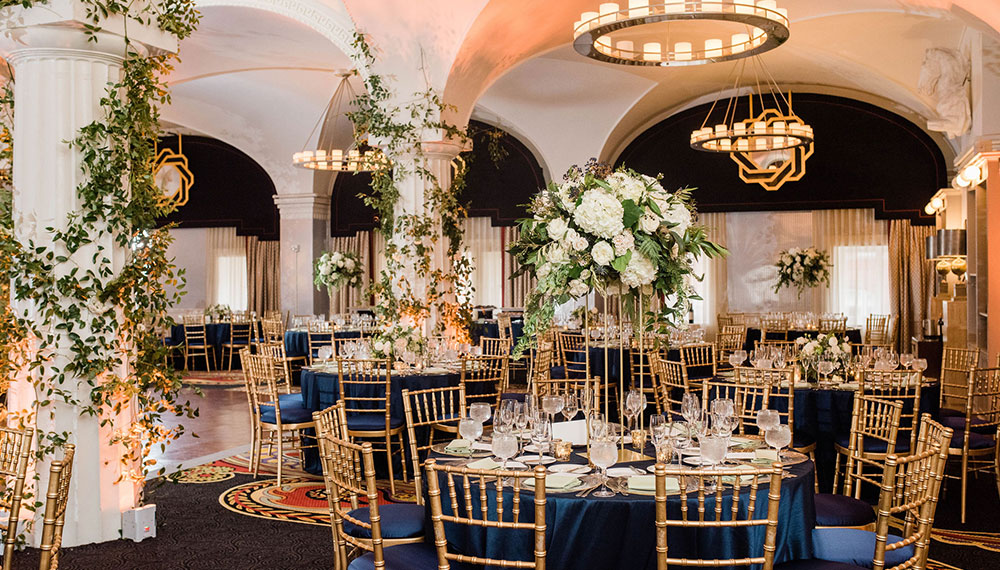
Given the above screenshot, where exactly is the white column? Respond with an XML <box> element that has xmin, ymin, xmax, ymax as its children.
<box><xmin>5</xmin><ymin>28</ymin><xmax>137</xmax><ymax>546</ymax></box>
<box><xmin>391</xmin><ymin>141</ymin><xmax>463</xmax><ymax>333</ymax></box>
<box><xmin>274</xmin><ymin>192</ymin><xmax>332</xmax><ymax>317</ymax></box>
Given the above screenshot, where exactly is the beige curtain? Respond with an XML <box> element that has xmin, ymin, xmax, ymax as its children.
<box><xmin>327</xmin><ymin>231</ymin><xmax>372</xmax><ymax>313</ymax></box>
<box><xmin>246</xmin><ymin>236</ymin><xmax>279</xmax><ymax>315</ymax></box>
<box><xmin>889</xmin><ymin>220</ymin><xmax>935</xmax><ymax>353</ymax></box>
<box><xmin>813</xmin><ymin>209</ymin><xmax>890</xmax><ymax>328</ymax></box>
<box><xmin>464</xmin><ymin>217</ymin><xmax>504</xmax><ymax>306</ymax></box>
<box><xmin>207</xmin><ymin>227</ymin><xmax>248</xmax><ymax>309</ymax></box>
<box><xmin>505</xmin><ymin>226</ymin><xmax>536</xmax><ymax>308</ymax></box>
<box><xmin>692</xmin><ymin>212</ymin><xmax>728</xmax><ymax>337</ymax></box>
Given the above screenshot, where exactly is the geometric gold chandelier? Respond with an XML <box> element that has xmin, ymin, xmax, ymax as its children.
<box><xmin>572</xmin><ymin>1</ymin><xmax>790</xmax><ymax>67</ymax></box>
<box><xmin>292</xmin><ymin>70</ymin><xmax>387</xmax><ymax>172</ymax></box>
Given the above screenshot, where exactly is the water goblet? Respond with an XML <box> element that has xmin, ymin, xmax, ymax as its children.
<box><xmin>470</xmin><ymin>402</ymin><xmax>492</xmax><ymax>425</ymax></box>
<box><xmin>900</xmin><ymin>352</ymin><xmax>914</xmax><ymax>369</ymax></box>
<box><xmin>590</xmin><ymin>437</ymin><xmax>618</xmax><ymax>498</ymax></box>
<box><xmin>912</xmin><ymin>358</ymin><xmax>928</xmax><ymax>375</ymax></box>
<box><xmin>700</xmin><ymin>435</ymin><xmax>727</xmax><ymax>468</ymax></box>
<box><xmin>459</xmin><ymin>417</ymin><xmax>484</xmax><ymax>445</ymax></box>
<box><xmin>817</xmin><ymin>359</ymin><xmax>835</xmax><ymax>388</ymax></box>
<box><xmin>756</xmin><ymin>409</ymin><xmax>780</xmax><ymax>433</ymax></box>
<box><xmin>764</xmin><ymin>424</ymin><xmax>792</xmax><ymax>460</ymax></box>
<box><xmin>728</xmin><ymin>353</ymin><xmax>744</xmax><ymax>369</ymax></box>
<box><xmin>732</xmin><ymin>350</ymin><xmax>747</xmax><ymax>366</ymax></box>
<box><xmin>492</xmin><ymin>432</ymin><xmax>518</xmax><ymax>470</ymax></box>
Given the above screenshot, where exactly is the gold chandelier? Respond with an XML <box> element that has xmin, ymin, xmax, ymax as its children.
<box><xmin>572</xmin><ymin>0</ymin><xmax>789</xmax><ymax>67</ymax></box>
<box><xmin>292</xmin><ymin>71</ymin><xmax>387</xmax><ymax>172</ymax></box>
<box><xmin>689</xmin><ymin>57</ymin><xmax>814</xmax><ymax>191</ymax></box>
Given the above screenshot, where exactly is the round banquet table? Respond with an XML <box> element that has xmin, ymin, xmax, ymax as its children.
<box><xmin>423</xmin><ymin>448</ymin><xmax>815</xmax><ymax>570</ymax></box>
<box><xmin>283</xmin><ymin>329</ymin><xmax>363</xmax><ymax>359</ymax></box>
<box><xmin>298</xmin><ymin>366</ymin><xmax>460</xmax><ymax>474</ymax></box>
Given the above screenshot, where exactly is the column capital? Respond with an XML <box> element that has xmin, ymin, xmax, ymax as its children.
<box><xmin>419</xmin><ymin>138</ymin><xmax>471</xmax><ymax>161</ymax></box>
<box><xmin>0</xmin><ymin>0</ymin><xmax>177</xmax><ymax>59</ymax></box>
<box><xmin>273</xmin><ymin>192</ymin><xmax>332</xmax><ymax>220</ymax></box>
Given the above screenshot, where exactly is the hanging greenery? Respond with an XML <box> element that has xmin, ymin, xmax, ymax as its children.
<box><xmin>346</xmin><ymin>33</ymin><xmax>475</xmax><ymax>338</ymax></box>
<box><xmin>0</xmin><ymin>0</ymin><xmax>200</xmax><ymax>500</ymax></box>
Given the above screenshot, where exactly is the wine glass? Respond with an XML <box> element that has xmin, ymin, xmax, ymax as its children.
<box><xmin>529</xmin><ymin>411</ymin><xmax>550</xmax><ymax>459</ymax></box>
<box><xmin>756</xmin><ymin>409</ymin><xmax>780</xmax><ymax>433</ymax></box>
<box><xmin>496</xmin><ymin>400</ymin><xmax>515</xmax><ymax>434</ymax></box>
<box><xmin>492</xmin><ymin>432</ymin><xmax>518</xmax><ymax>471</ymax></box>
<box><xmin>728</xmin><ymin>352</ymin><xmax>744</xmax><ymax>369</ymax></box>
<box><xmin>900</xmin><ymin>353</ymin><xmax>914</xmax><ymax>369</ymax></box>
<box><xmin>590</xmin><ymin>437</ymin><xmax>618</xmax><ymax>498</ymax></box>
<box><xmin>764</xmin><ymin>424</ymin><xmax>792</xmax><ymax>460</ymax></box>
<box><xmin>459</xmin><ymin>417</ymin><xmax>483</xmax><ymax>445</ymax></box>
<box><xmin>912</xmin><ymin>358</ymin><xmax>928</xmax><ymax>377</ymax></box>
<box><xmin>817</xmin><ymin>359</ymin><xmax>835</xmax><ymax>388</ymax></box>
<box><xmin>562</xmin><ymin>390</ymin><xmax>580</xmax><ymax>422</ymax></box>
<box><xmin>625</xmin><ymin>388</ymin><xmax>645</xmax><ymax>431</ymax></box>
<box><xmin>470</xmin><ymin>403</ymin><xmax>492</xmax><ymax>426</ymax></box>
<box><xmin>514</xmin><ymin>402</ymin><xmax>529</xmax><ymax>435</ymax></box>
<box><xmin>541</xmin><ymin>395</ymin><xmax>565</xmax><ymax>452</ymax></box>
<box><xmin>681</xmin><ymin>392</ymin><xmax>702</xmax><ymax>444</ymax></box>
<box><xmin>732</xmin><ymin>350</ymin><xmax>747</xmax><ymax>367</ymax></box>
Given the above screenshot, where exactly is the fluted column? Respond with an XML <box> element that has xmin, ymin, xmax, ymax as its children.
<box><xmin>2</xmin><ymin>6</ymin><xmax>175</xmax><ymax>546</ymax></box>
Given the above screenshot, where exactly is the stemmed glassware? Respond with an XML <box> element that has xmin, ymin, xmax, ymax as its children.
<box><xmin>817</xmin><ymin>359</ymin><xmax>835</xmax><ymax>388</ymax></box>
<box><xmin>589</xmin><ymin>435</ymin><xmax>618</xmax><ymax>498</ymax></box>
<box><xmin>562</xmin><ymin>390</ymin><xmax>580</xmax><ymax>422</ymax></box>
<box><xmin>459</xmin><ymin>417</ymin><xmax>483</xmax><ymax>445</ymax></box>
<box><xmin>528</xmin><ymin>410</ymin><xmax>550</xmax><ymax>460</ymax></box>
<box><xmin>470</xmin><ymin>402</ymin><xmax>492</xmax><ymax>427</ymax></box>
<box><xmin>625</xmin><ymin>388</ymin><xmax>645</xmax><ymax>432</ymax></box>
<box><xmin>900</xmin><ymin>352</ymin><xmax>914</xmax><ymax>369</ymax></box>
<box><xmin>756</xmin><ymin>409</ymin><xmax>780</xmax><ymax>434</ymax></box>
<box><xmin>492</xmin><ymin>432</ymin><xmax>518</xmax><ymax>470</ymax></box>
<box><xmin>496</xmin><ymin>400</ymin><xmax>516</xmax><ymax>434</ymax></box>
<box><xmin>912</xmin><ymin>358</ymin><xmax>928</xmax><ymax>377</ymax></box>
<box><xmin>541</xmin><ymin>395</ymin><xmax>565</xmax><ymax>456</ymax></box>
<box><xmin>764</xmin><ymin>424</ymin><xmax>791</xmax><ymax>460</ymax></box>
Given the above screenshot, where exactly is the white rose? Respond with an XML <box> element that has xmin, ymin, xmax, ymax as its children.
<box><xmin>573</xmin><ymin>188</ymin><xmax>625</xmax><ymax>239</ymax></box>
<box><xmin>374</xmin><ymin>340</ymin><xmax>389</xmax><ymax>353</ymax></box>
<box><xmin>563</xmin><ymin>227</ymin><xmax>580</xmax><ymax>245</ymax></box>
<box><xmin>795</xmin><ymin>337</ymin><xmax>807</xmax><ymax>345</ymax></box>
<box><xmin>612</xmin><ymin>230</ymin><xmax>635</xmax><ymax>256</ymax></box>
<box><xmin>537</xmin><ymin>263</ymin><xmax>552</xmax><ymax>279</ymax></box>
<box><xmin>828</xmin><ymin>336</ymin><xmax>838</xmax><ymax>347</ymax></box>
<box><xmin>580</xmin><ymin>269</ymin><xmax>592</xmax><ymax>280</ymax></box>
<box><xmin>572</xmin><ymin>235</ymin><xmax>589</xmax><ymax>252</ymax></box>
<box><xmin>345</xmin><ymin>258</ymin><xmax>355</xmax><ymax>270</ymax></box>
<box><xmin>639</xmin><ymin>212</ymin><xmax>660</xmax><ymax>233</ymax></box>
<box><xmin>336</xmin><ymin>258</ymin><xmax>345</xmax><ymax>268</ymax></box>
<box><xmin>547</xmin><ymin>244</ymin><xmax>569</xmax><ymax>264</ymax></box>
<box><xmin>662</xmin><ymin>202</ymin><xmax>691</xmax><ymax>235</ymax></box>
<box><xmin>548</xmin><ymin>218</ymin><xmax>569</xmax><ymax>240</ymax></box>
<box><xmin>621</xmin><ymin>252</ymin><xmax>657</xmax><ymax>289</ymax></box>
<box><xmin>569</xmin><ymin>279</ymin><xmax>589</xmax><ymax>298</ymax></box>
<box><xmin>591</xmin><ymin>241</ymin><xmax>615</xmax><ymax>266</ymax></box>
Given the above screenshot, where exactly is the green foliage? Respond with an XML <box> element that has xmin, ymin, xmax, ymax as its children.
<box><xmin>0</xmin><ymin>0</ymin><xmax>199</xmax><ymax>500</ymax></box>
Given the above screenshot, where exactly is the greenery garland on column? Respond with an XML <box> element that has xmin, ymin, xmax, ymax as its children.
<box><xmin>0</xmin><ymin>0</ymin><xmax>200</xmax><ymax>502</ymax></box>
<box><xmin>346</xmin><ymin>32</ymin><xmax>475</xmax><ymax>338</ymax></box>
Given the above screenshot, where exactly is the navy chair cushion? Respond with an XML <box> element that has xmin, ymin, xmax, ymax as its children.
<box><xmin>344</xmin><ymin>503</ymin><xmax>425</xmax><ymax>539</ymax></box>
<box><xmin>550</xmin><ymin>365</ymin><xmax>566</xmax><ymax>379</ymax></box>
<box><xmin>775</xmin><ymin>559</ymin><xmax>866</xmax><ymax>570</ymax></box>
<box><xmin>813</xmin><ymin>528</ymin><xmax>916</xmax><ymax>568</ymax></box>
<box><xmin>347</xmin><ymin>413</ymin><xmax>404</xmax><ymax>432</ymax></box>
<box><xmin>260</xmin><ymin>394</ymin><xmax>313</xmax><ymax>425</ymax></box>
<box><xmin>941</xmin><ymin>414</ymin><xmax>996</xmax><ymax>434</ymax></box>
<box><xmin>950</xmin><ymin>430</ymin><xmax>995</xmax><ymax>450</ymax></box>
<box><xmin>814</xmin><ymin>493</ymin><xmax>876</xmax><ymax>527</ymax></box>
<box><xmin>348</xmin><ymin>542</ymin><xmax>456</xmax><ymax>570</ymax></box>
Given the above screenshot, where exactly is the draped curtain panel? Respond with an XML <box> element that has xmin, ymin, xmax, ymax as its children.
<box><xmin>246</xmin><ymin>237</ymin><xmax>280</xmax><ymax>315</ymax></box>
<box><xmin>207</xmin><ymin>227</ymin><xmax>248</xmax><ymax>310</ymax></box>
<box><xmin>889</xmin><ymin>220</ymin><xmax>935</xmax><ymax>353</ymax></box>
<box><xmin>691</xmin><ymin>212</ymin><xmax>728</xmax><ymax>337</ymax></box>
<box><xmin>464</xmin><ymin>217</ymin><xmax>504</xmax><ymax>307</ymax></box>
<box><xmin>327</xmin><ymin>232</ymin><xmax>372</xmax><ymax>313</ymax></box>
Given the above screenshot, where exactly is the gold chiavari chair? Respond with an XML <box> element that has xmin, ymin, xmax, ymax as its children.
<box><xmin>314</xmin><ymin>402</ymin><xmax>350</xmax><ymax>443</ymax></box>
<box><xmin>654</xmin><ymin>462</ymin><xmax>784</xmax><ymax>570</ymax></box>
<box><xmin>497</xmin><ymin>313</ymin><xmax>514</xmax><ymax>342</ymax></box>
<box><xmin>818</xmin><ymin>315</ymin><xmax>848</xmax><ymax>334</ymax></box>
<box><xmin>427</xmin><ymin>459</ymin><xmax>549</xmax><ymax>569</ymax></box>
<box><xmin>915</xmin><ymin>414</ymin><xmax>953</xmax><ymax>569</ymax></box>
<box><xmin>651</xmin><ymin>355</ymin><xmax>690</xmax><ymax>419</ymax></box>
<box><xmin>0</xmin><ymin>426</ymin><xmax>32</xmax><ymax>570</ymax></box>
<box><xmin>717</xmin><ymin>312</ymin><xmax>733</xmax><ymax>329</ymax></box>
<box><xmin>307</xmin><ymin>320</ymin><xmax>338</xmax><ymax>365</ymax></box>
<box><xmin>402</xmin><ymin>385</ymin><xmax>467</xmax><ymax>505</ymax></box>
<box><xmin>864</xmin><ymin>314</ymin><xmax>892</xmax><ymax>345</ymax></box>
<box><xmin>242</xmin><ymin>349</ymin><xmax>316</xmax><ymax>484</ymax></box>
<box><xmin>630</xmin><ymin>337</ymin><xmax>664</xmax><ymax>414</ymax></box>
<box><xmin>700</xmin><ymin>378</ymin><xmax>771</xmax><ymax>436</ymax></box>
<box><xmin>557</xmin><ymin>330</ymin><xmax>589</xmax><ymax>379</ymax></box>
<box><xmin>815</xmin><ymin>396</ymin><xmax>904</xmax><ymax>530</ymax></box>
<box><xmin>760</xmin><ymin>316</ymin><xmax>790</xmax><ymax>341</ymax></box>
<box><xmin>260</xmin><ymin>317</ymin><xmax>285</xmax><ymax>345</ymax></box>
<box><xmin>479</xmin><ymin>336</ymin><xmax>511</xmax><ymax>357</ymax></box>
<box><xmin>753</xmin><ymin>339</ymin><xmax>797</xmax><ymax>354</ymax></box>
<box><xmin>859</xmin><ymin>368</ymin><xmax>923</xmax><ymax>456</ymax></box>
<box><xmin>938</xmin><ymin>346</ymin><xmax>980</xmax><ymax>417</ymax></box>
<box><xmin>460</xmin><ymin>354</ymin><xmax>507</xmax><ymax>409</ymax></box>
<box><xmin>679</xmin><ymin>342</ymin><xmax>716</xmax><ymax>386</ymax></box>
<box><xmin>534</xmin><ymin>376</ymin><xmax>601</xmax><ymax>414</ymax></box>
<box><xmin>38</xmin><ymin>444</ymin><xmax>75</xmax><ymax>570</ymax></box>
<box><xmin>946</xmin><ymin>367</ymin><xmax>1000</xmax><ymax>523</ymax></box>
<box><xmin>337</xmin><ymin>358</ymin><xmax>407</xmax><ymax>497</ymax></box>
<box><xmin>794</xmin><ymin>443</ymin><xmax>948</xmax><ymax>570</ymax></box>
<box><xmin>222</xmin><ymin>311</ymin><xmax>254</xmax><ymax>370</ymax></box>
<box><xmin>182</xmin><ymin>313</ymin><xmax>214</xmax><ymax>371</ymax></box>
<box><xmin>528</xmin><ymin>339</ymin><xmax>554</xmax><ymax>394</ymax></box>
<box><xmin>715</xmin><ymin>330</ymin><xmax>745</xmax><ymax>371</ymax></box>
<box><xmin>257</xmin><ymin>342</ymin><xmax>295</xmax><ymax>394</ymax></box>
<box><xmin>721</xmin><ymin>324</ymin><xmax>748</xmax><ymax>341</ymax></box>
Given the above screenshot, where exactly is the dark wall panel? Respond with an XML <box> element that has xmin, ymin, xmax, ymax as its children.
<box><xmin>157</xmin><ymin>135</ymin><xmax>280</xmax><ymax>240</ymax></box>
<box><xmin>615</xmin><ymin>93</ymin><xmax>945</xmax><ymax>225</ymax></box>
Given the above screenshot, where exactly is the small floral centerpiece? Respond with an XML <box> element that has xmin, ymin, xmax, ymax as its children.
<box><xmin>370</xmin><ymin>323</ymin><xmax>427</xmax><ymax>365</ymax></box>
<box><xmin>774</xmin><ymin>247</ymin><xmax>831</xmax><ymax>298</ymax></box>
<box><xmin>509</xmin><ymin>160</ymin><xmax>726</xmax><ymax>354</ymax></box>
<box><xmin>204</xmin><ymin>304</ymin><xmax>230</xmax><ymax>322</ymax></box>
<box><xmin>314</xmin><ymin>251</ymin><xmax>363</xmax><ymax>298</ymax></box>
<box><xmin>795</xmin><ymin>333</ymin><xmax>852</xmax><ymax>381</ymax></box>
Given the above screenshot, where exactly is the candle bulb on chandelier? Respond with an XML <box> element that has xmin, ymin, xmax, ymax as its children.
<box><xmin>705</xmin><ymin>38</ymin><xmax>723</xmax><ymax>58</ymax></box>
<box><xmin>617</xmin><ymin>40</ymin><xmax>634</xmax><ymax>59</ymax></box>
<box><xmin>643</xmin><ymin>42</ymin><xmax>661</xmax><ymax>61</ymax></box>
<box><xmin>675</xmin><ymin>42</ymin><xmax>692</xmax><ymax>61</ymax></box>
<box><xmin>582</xmin><ymin>11</ymin><xmax>599</xmax><ymax>30</ymax></box>
<box><xmin>628</xmin><ymin>0</ymin><xmax>649</xmax><ymax>17</ymax></box>
<box><xmin>599</xmin><ymin>3</ymin><xmax>619</xmax><ymax>24</ymax></box>
<box><xmin>731</xmin><ymin>33</ymin><xmax>750</xmax><ymax>54</ymax></box>
<box><xmin>734</xmin><ymin>0</ymin><xmax>754</xmax><ymax>14</ymax></box>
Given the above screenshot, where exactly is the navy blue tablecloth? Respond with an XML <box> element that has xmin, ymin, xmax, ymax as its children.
<box><xmin>283</xmin><ymin>329</ymin><xmax>363</xmax><ymax>359</ymax></box>
<box><xmin>424</xmin><ymin>452</ymin><xmax>815</xmax><ymax>570</ymax></box>
<box><xmin>299</xmin><ymin>367</ymin><xmax>460</xmax><ymax>474</ymax></box>
<box><xmin>169</xmin><ymin>323</ymin><xmax>231</xmax><ymax>369</ymax></box>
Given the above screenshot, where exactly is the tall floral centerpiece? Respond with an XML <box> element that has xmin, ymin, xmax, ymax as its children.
<box><xmin>509</xmin><ymin>161</ymin><xmax>726</xmax><ymax>353</ymax></box>
<box><xmin>774</xmin><ymin>247</ymin><xmax>831</xmax><ymax>298</ymax></box>
<box><xmin>314</xmin><ymin>250</ymin><xmax>364</xmax><ymax>301</ymax></box>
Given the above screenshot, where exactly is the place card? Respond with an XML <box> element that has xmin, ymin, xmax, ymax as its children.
<box><xmin>755</xmin><ymin>448</ymin><xmax>779</xmax><ymax>461</ymax></box>
<box><xmin>726</xmin><ymin>452</ymin><xmax>755</xmax><ymax>460</ymax></box>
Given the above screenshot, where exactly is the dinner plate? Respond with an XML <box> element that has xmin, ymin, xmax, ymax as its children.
<box><xmin>607</xmin><ymin>467</ymin><xmax>641</xmax><ymax>477</ymax></box>
<box><xmin>548</xmin><ymin>464</ymin><xmax>591</xmax><ymax>474</ymax></box>
<box><xmin>523</xmin><ymin>476</ymin><xmax>585</xmax><ymax>492</ymax></box>
<box><xmin>431</xmin><ymin>442</ymin><xmax>492</xmax><ymax>458</ymax></box>
<box><xmin>516</xmin><ymin>454</ymin><xmax>556</xmax><ymax>465</ymax></box>
<box><xmin>682</xmin><ymin>456</ymin><xmax>712</xmax><ymax>466</ymax></box>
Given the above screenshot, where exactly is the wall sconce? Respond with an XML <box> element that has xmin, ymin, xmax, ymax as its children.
<box><xmin>923</xmin><ymin>192</ymin><xmax>946</xmax><ymax>216</ymax></box>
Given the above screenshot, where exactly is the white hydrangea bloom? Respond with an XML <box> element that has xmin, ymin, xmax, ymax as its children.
<box><xmin>606</xmin><ymin>172</ymin><xmax>646</xmax><ymax>202</ymax></box>
<box><xmin>662</xmin><ymin>202</ymin><xmax>692</xmax><ymax>235</ymax></box>
<box><xmin>621</xmin><ymin>252</ymin><xmax>656</xmax><ymax>289</ymax></box>
<box><xmin>573</xmin><ymin>188</ymin><xmax>624</xmax><ymax>239</ymax></box>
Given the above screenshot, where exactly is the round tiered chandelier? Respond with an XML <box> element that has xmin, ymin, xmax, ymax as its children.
<box><xmin>292</xmin><ymin>70</ymin><xmax>387</xmax><ymax>172</ymax></box>
<box><xmin>572</xmin><ymin>0</ymin><xmax>789</xmax><ymax>67</ymax></box>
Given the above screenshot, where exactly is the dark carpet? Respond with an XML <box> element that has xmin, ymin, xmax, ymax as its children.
<box><xmin>12</xmin><ymin>460</ymin><xmax>1000</xmax><ymax>569</ymax></box>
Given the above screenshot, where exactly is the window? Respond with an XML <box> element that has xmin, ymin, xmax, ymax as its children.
<box><xmin>207</xmin><ymin>227</ymin><xmax>248</xmax><ymax>310</ymax></box>
<box><xmin>831</xmin><ymin>245</ymin><xmax>890</xmax><ymax>328</ymax></box>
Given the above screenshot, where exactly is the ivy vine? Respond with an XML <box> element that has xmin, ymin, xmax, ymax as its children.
<box><xmin>0</xmin><ymin>0</ymin><xmax>200</xmax><ymax>520</ymax></box>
